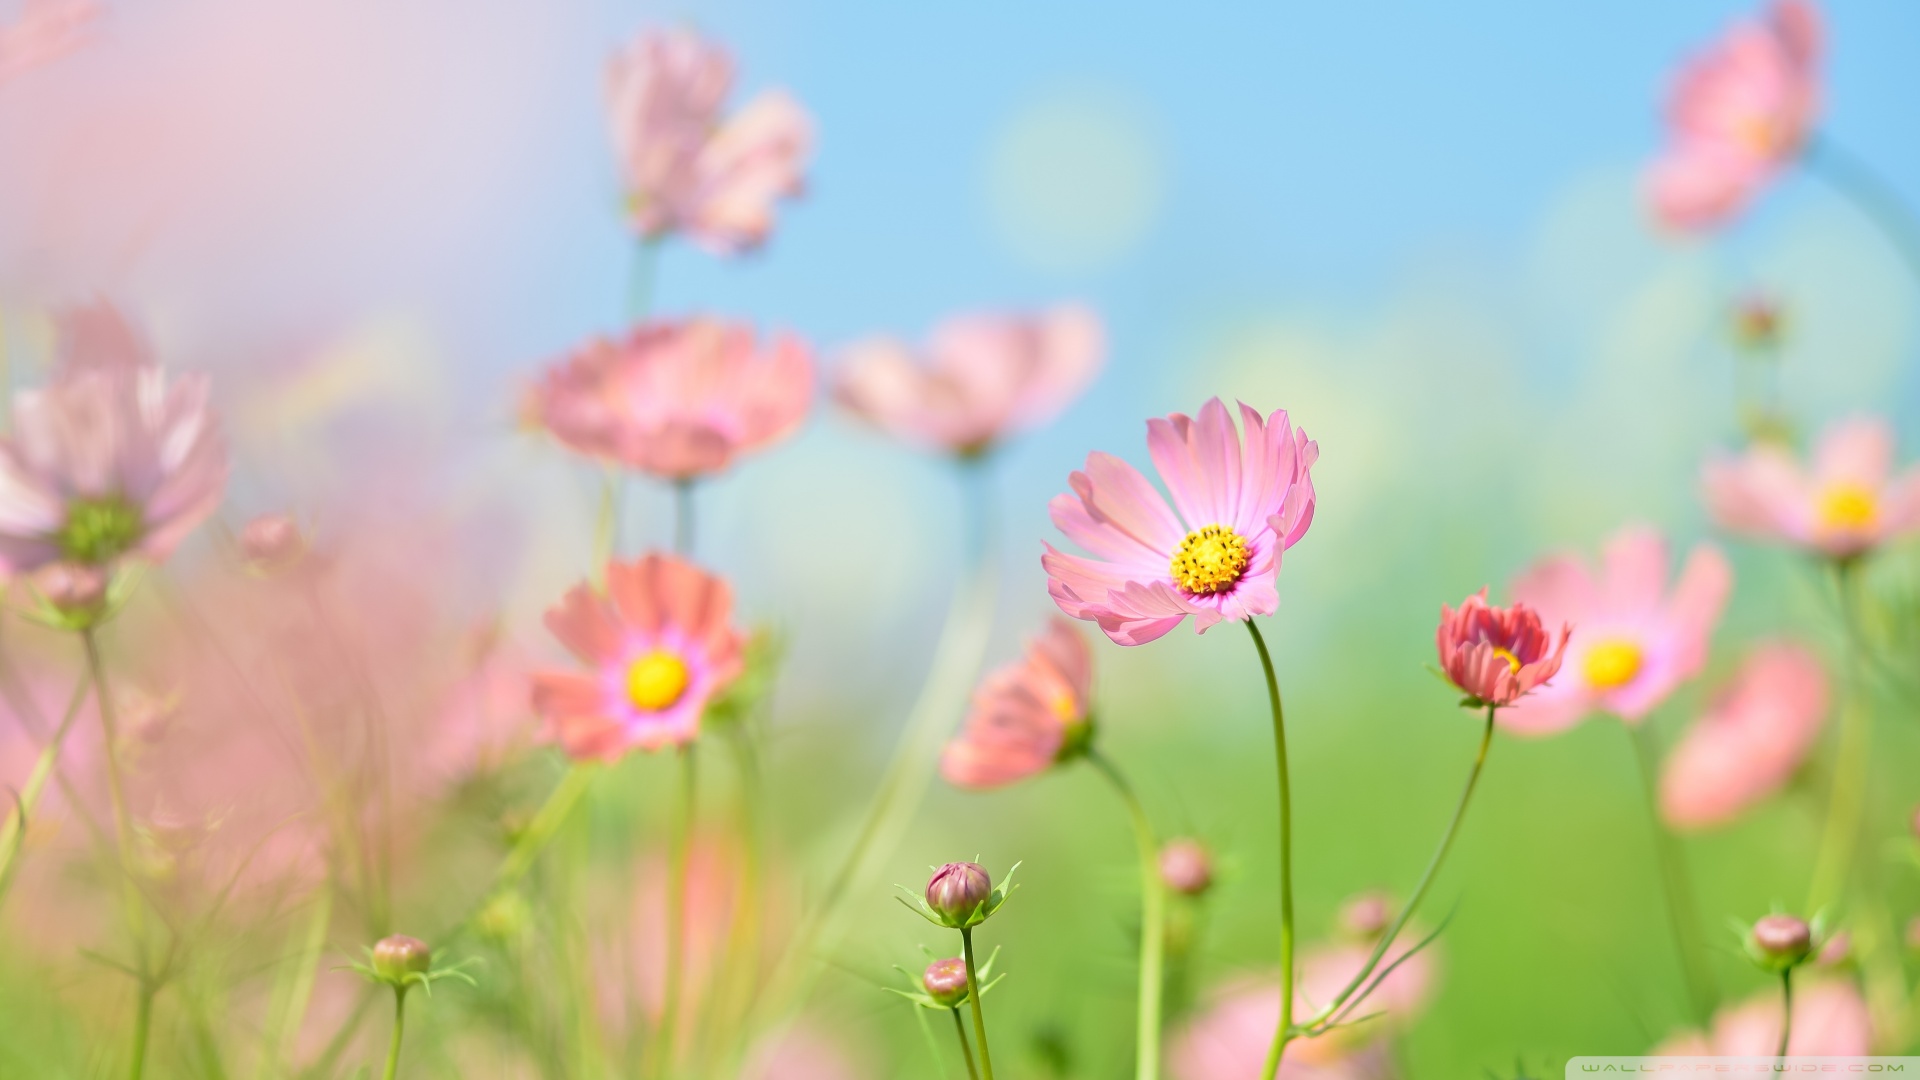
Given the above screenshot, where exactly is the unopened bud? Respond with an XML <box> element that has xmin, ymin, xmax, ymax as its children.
<box><xmin>926</xmin><ymin>862</ymin><xmax>992</xmax><ymax>926</ymax></box>
<box><xmin>1731</xmin><ymin>296</ymin><xmax>1784</xmax><ymax>351</ymax></box>
<box><xmin>1158</xmin><ymin>839</ymin><xmax>1213</xmax><ymax>897</ymax></box>
<box><xmin>240</xmin><ymin>513</ymin><xmax>305</xmax><ymax>569</ymax></box>
<box><xmin>1749</xmin><ymin>914</ymin><xmax>1812</xmax><ymax>970</ymax></box>
<box><xmin>372</xmin><ymin>934</ymin><xmax>432</xmax><ymax>984</ymax></box>
<box><xmin>922</xmin><ymin>956</ymin><xmax>969</xmax><ymax>1008</ymax></box>
<box><xmin>1338</xmin><ymin>891</ymin><xmax>1394</xmax><ymax>939</ymax></box>
<box><xmin>34</xmin><ymin>561</ymin><xmax>107</xmax><ymax>611</ymax></box>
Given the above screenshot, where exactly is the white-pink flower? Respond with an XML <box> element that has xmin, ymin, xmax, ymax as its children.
<box><xmin>1660</xmin><ymin>640</ymin><xmax>1827</xmax><ymax>830</ymax></box>
<box><xmin>1505</xmin><ymin>526</ymin><xmax>1731</xmax><ymax>735</ymax></box>
<box><xmin>606</xmin><ymin>26</ymin><xmax>812</xmax><ymax>254</ymax></box>
<box><xmin>1703</xmin><ymin>416</ymin><xmax>1920</xmax><ymax>559</ymax></box>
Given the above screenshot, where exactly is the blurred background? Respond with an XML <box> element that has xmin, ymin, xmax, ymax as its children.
<box><xmin>4</xmin><ymin>0</ymin><xmax>1920</xmax><ymax>1075</ymax></box>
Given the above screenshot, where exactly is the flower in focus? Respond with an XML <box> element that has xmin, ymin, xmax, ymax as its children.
<box><xmin>531</xmin><ymin>554</ymin><xmax>746</xmax><ymax>759</ymax></box>
<box><xmin>1703</xmin><ymin>416</ymin><xmax>1920</xmax><ymax>560</ymax></box>
<box><xmin>921</xmin><ymin>956</ymin><xmax>970</xmax><ymax>1008</ymax></box>
<box><xmin>925</xmin><ymin>862</ymin><xmax>992</xmax><ymax>926</ymax></box>
<box><xmin>605</xmin><ymin>26</ymin><xmax>812</xmax><ymax>254</ymax></box>
<box><xmin>1434</xmin><ymin>589</ymin><xmax>1569</xmax><ymax>709</ymax></box>
<box><xmin>1159</xmin><ymin>838</ymin><xmax>1213</xmax><ymax>898</ymax></box>
<box><xmin>1645</xmin><ymin>1</ymin><xmax>1821</xmax><ymax>231</ymax></box>
<box><xmin>833</xmin><ymin>305</ymin><xmax>1103</xmax><ymax>457</ymax></box>
<box><xmin>1653</xmin><ymin>978</ymin><xmax>1869</xmax><ymax>1056</ymax></box>
<box><xmin>0</xmin><ymin>0</ymin><xmax>97</xmax><ymax>85</ymax></box>
<box><xmin>1660</xmin><ymin>641</ymin><xmax>1827</xmax><ymax>830</ymax></box>
<box><xmin>0</xmin><ymin>348</ymin><xmax>228</xmax><ymax>578</ymax></box>
<box><xmin>1503</xmin><ymin>526</ymin><xmax>1731</xmax><ymax>735</ymax></box>
<box><xmin>1044</xmin><ymin>399</ymin><xmax>1317</xmax><ymax>646</ymax></box>
<box><xmin>529</xmin><ymin>318</ymin><xmax>813</xmax><ymax>481</ymax></box>
<box><xmin>941</xmin><ymin>617</ymin><xmax>1093</xmax><ymax>790</ymax></box>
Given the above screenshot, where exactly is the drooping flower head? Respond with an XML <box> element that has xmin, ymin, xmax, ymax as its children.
<box><xmin>1044</xmin><ymin>399</ymin><xmax>1317</xmax><ymax>646</ymax></box>
<box><xmin>0</xmin><ymin>316</ymin><xmax>227</xmax><ymax>577</ymax></box>
<box><xmin>1434</xmin><ymin>590</ymin><xmax>1568</xmax><ymax>709</ymax></box>
<box><xmin>1703</xmin><ymin>416</ymin><xmax>1920</xmax><ymax>560</ymax></box>
<box><xmin>531</xmin><ymin>554</ymin><xmax>745</xmax><ymax>759</ymax></box>
<box><xmin>941</xmin><ymin>617</ymin><xmax>1093</xmax><ymax>790</ymax></box>
<box><xmin>833</xmin><ymin>305</ymin><xmax>1103</xmax><ymax>457</ymax></box>
<box><xmin>605</xmin><ymin>26</ymin><xmax>812</xmax><ymax>254</ymax></box>
<box><xmin>1660</xmin><ymin>640</ymin><xmax>1827</xmax><ymax>830</ymax></box>
<box><xmin>1503</xmin><ymin>526</ymin><xmax>1731</xmax><ymax>735</ymax></box>
<box><xmin>529</xmin><ymin>318</ymin><xmax>814</xmax><ymax>481</ymax></box>
<box><xmin>1645</xmin><ymin>1</ymin><xmax>1822</xmax><ymax>231</ymax></box>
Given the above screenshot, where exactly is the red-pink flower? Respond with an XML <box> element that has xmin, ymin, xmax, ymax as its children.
<box><xmin>941</xmin><ymin>617</ymin><xmax>1093</xmax><ymax>789</ymax></box>
<box><xmin>0</xmin><ymin>0</ymin><xmax>97</xmax><ymax>86</ymax></box>
<box><xmin>1434</xmin><ymin>590</ymin><xmax>1568</xmax><ymax>708</ymax></box>
<box><xmin>529</xmin><ymin>318</ymin><xmax>814</xmax><ymax>481</ymax></box>
<box><xmin>532</xmin><ymin>554</ymin><xmax>745</xmax><ymax>759</ymax></box>
<box><xmin>1659</xmin><ymin>640</ymin><xmax>1827</xmax><ymax>830</ymax></box>
<box><xmin>605</xmin><ymin>26</ymin><xmax>812</xmax><ymax>254</ymax></box>
<box><xmin>1653</xmin><ymin>978</ymin><xmax>1869</xmax><ymax>1056</ymax></box>
<box><xmin>833</xmin><ymin>305</ymin><xmax>1103</xmax><ymax>456</ymax></box>
<box><xmin>1044</xmin><ymin>399</ymin><xmax>1317</xmax><ymax>646</ymax></box>
<box><xmin>1503</xmin><ymin>526</ymin><xmax>1731</xmax><ymax>735</ymax></box>
<box><xmin>1703</xmin><ymin>416</ymin><xmax>1920</xmax><ymax>559</ymax></box>
<box><xmin>1645</xmin><ymin>1</ymin><xmax>1821</xmax><ymax>231</ymax></box>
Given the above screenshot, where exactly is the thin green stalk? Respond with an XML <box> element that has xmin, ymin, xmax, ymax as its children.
<box><xmin>1808</xmin><ymin>560</ymin><xmax>1871</xmax><ymax>912</ymax></box>
<box><xmin>83</xmin><ymin>629</ymin><xmax>156</xmax><ymax>1080</ymax></box>
<box><xmin>960</xmin><ymin>928</ymin><xmax>995</xmax><ymax>1080</ymax></box>
<box><xmin>950</xmin><ymin>1007</ymin><xmax>980</xmax><ymax>1080</ymax></box>
<box><xmin>673</xmin><ymin>480</ymin><xmax>694</xmax><ymax>557</ymax></box>
<box><xmin>656</xmin><ymin>745</ymin><xmax>698</xmax><ymax>1079</ymax></box>
<box><xmin>1245</xmin><ymin>620</ymin><xmax>1294</xmax><ymax>1080</ymax></box>
<box><xmin>130</xmin><ymin>986</ymin><xmax>153</xmax><ymax>1080</ymax></box>
<box><xmin>444</xmin><ymin>764</ymin><xmax>597</xmax><ymax>948</ymax></box>
<box><xmin>1627</xmin><ymin>721</ymin><xmax>1717</xmax><ymax>1027</ymax></box>
<box><xmin>911</xmin><ymin>1006</ymin><xmax>951</xmax><ymax>1080</ymax></box>
<box><xmin>1297</xmin><ymin>705</ymin><xmax>1498</xmax><ymax>1034</ymax></box>
<box><xmin>1778</xmin><ymin>969</ymin><xmax>1793</xmax><ymax>1059</ymax></box>
<box><xmin>266</xmin><ymin>887</ymin><xmax>334</xmax><ymax>1071</ymax></box>
<box><xmin>1805</xmin><ymin>135</ymin><xmax>1920</xmax><ymax>288</ymax></box>
<box><xmin>1087</xmin><ymin>750</ymin><xmax>1165</xmax><ymax>1080</ymax></box>
<box><xmin>0</xmin><ymin>670</ymin><xmax>91</xmax><ymax>901</ymax></box>
<box><xmin>382</xmin><ymin>989</ymin><xmax>408</xmax><ymax>1080</ymax></box>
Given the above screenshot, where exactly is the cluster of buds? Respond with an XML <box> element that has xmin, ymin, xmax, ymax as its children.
<box><xmin>902</xmin><ymin>860</ymin><xmax>1018</xmax><ymax>930</ymax></box>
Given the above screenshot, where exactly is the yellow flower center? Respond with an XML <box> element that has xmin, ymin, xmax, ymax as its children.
<box><xmin>1491</xmin><ymin>647</ymin><xmax>1521</xmax><ymax>674</ymax></box>
<box><xmin>1817</xmin><ymin>483</ymin><xmax>1878</xmax><ymax>532</ymax></box>
<box><xmin>1170</xmin><ymin>524</ymin><xmax>1250</xmax><ymax>596</ymax></box>
<box><xmin>1582</xmin><ymin>640</ymin><xmax>1644</xmax><ymax>691</ymax></box>
<box><xmin>1049</xmin><ymin>689</ymin><xmax>1079</xmax><ymax>721</ymax></box>
<box><xmin>626</xmin><ymin>650</ymin><xmax>691</xmax><ymax>712</ymax></box>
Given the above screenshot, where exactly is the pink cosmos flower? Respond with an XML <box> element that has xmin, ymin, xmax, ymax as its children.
<box><xmin>1659</xmin><ymin>640</ymin><xmax>1827</xmax><ymax>829</ymax></box>
<box><xmin>1434</xmin><ymin>590</ymin><xmax>1569</xmax><ymax>708</ymax></box>
<box><xmin>0</xmin><ymin>0</ymin><xmax>97</xmax><ymax>86</ymax></box>
<box><xmin>739</xmin><ymin>1023</ymin><xmax>870</xmax><ymax>1080</ymax></box>
<box><xmin>941</xmin><ymin>617</ymin><xmax>1093</xmax><ymax>789</ymax></box>
<box><xmin>529</xmin><ymin>318</ymin><xmax>814</xmax><ymax>481</ymax></box>
<box><xmin>1503</xmin><ymin>526</ymin><xmax>1731</xmax><ymax>735</ymax></box>
<box><xmin>1703</xmin><ymin>417</ymin><xmax>1920</xmax><ymax>559</ymax></box>
<box><xmin>0</xmin><ymin>339</ymin><xmax>228</xmax><ymax>577</ymax></box>
<box><xmin>605</xmin><ymin>26</ymin><xmax>812</xmax><ymax>254</ymax></box>
<box><xmin>1044</xmin><ymin>399</ymin><xmax>1317</xmax><ymax>646</ymax></box>
<box><xmin>1645</xmin><ymin>1</ymin><xmax>1821</xmax><ymax>231</ymax></box>
<box><xmin>833</xmin><ymin>305</ymin><xmax>1104</xmax><ymax>456</ymax></box>
<box><xmin>1653</xmin><ymin>978</ymin><xmax>1869</xmax><ymax>1056</ymax></box>
<box><xmin>532</xmin><ymin>553</ymin><xmax>745</xmax><ymax>759</ymax></box>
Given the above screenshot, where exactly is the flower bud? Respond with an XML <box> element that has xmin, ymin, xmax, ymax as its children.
<box><xmin>240</xmin><ymin>512</ymin><xmax>305</xmax><ymax>569</ymax></box>
<box><xmin>1158</xmin><ymin>839</ymin><xmax>1213</xmax><ymax>897</ymax></box>
<box><xmin>1338</xmin><ymin>891</ymin><xmax>1394</xmax><ymax>940</ymax></box>
<box><xmin>926</xmin><ymin>862</ymin><xmax>992</xmax><ymax>926</ymax></box>
<box><xmin>1749</xmin><ymin>914</ymin><xmax>1812</xmax><ymax>971</ymax></box>
<box><xmin>372</xmin><ymin>934</ymin><xmax>432</xmax><ymax>984</ymax></box>
<box><xmin>33</xmin><ymin>561</ymin><xmax>107</xmax><ymax>612</ymax></box>
<box><xmin>1731</xmin><ymin>295</ymin><xmax>1784</xmax><ymax>351</ymax></box>
<box><xmin>922</xmin><ymin>956</ymin><xmax>969</xmax><ymax>1008</ymax></box>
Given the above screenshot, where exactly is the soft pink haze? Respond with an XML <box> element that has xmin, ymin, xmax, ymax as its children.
<box><xmin>1703</xmin><ymin>416</ymin><xmax>1920</xmax><ymax>559</ymax></box>
<box><xmin>1660</xmin><ymin>640</ymin><xmax>1827</xmax><ymax>829</ymax></box>
<box><xmin>0</xmin><ymin>0</ymin><xmax>96</xmax><ymax>86</ymax></box>
<box><xmin>1653</xmin><ymin>978</ymin><xmax>1870</xmax><ymax>1056</ymax></box>
<box><xmin>942</xmin><ymin>616</ymin><xmax>1093</xmax><ymax>789</ymax></box>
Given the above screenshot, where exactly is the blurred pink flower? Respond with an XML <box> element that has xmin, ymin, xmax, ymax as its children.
<box><xmin>424</xmin><ymin>627</ymin><xmax>539</xmax><ymax>786</ymax></box>
<box><xmin>1645</xmin><ymin>0</ymin><xmax>1821</xmax><ymax>231</ymax></box>
<box><xmin>1653</xmin><ymin>978</ymin><xmax>1869</xmax><ymax>1056</ymax></box>
<box><xmin>832</xmin><ymin>305</ymin><xmax>1103</xmax><ymax>456</ymax></box>
<box><xmin>1703</xmin><ymin>416</ymin><xmax>1920</xmax><ymax>559</ymax></box>
<box><xmin>532</xmin><ymin>554</ymin><xmax>745</xmax><ymax>760</ymax></box>
<box><xmin>1504</xmin><ymin>526</ymin><xmax>1731</xmax><ymax>735</ymax></box>
<box><xmin>1044</xmin><ymin>399</ymin><xmax>1318</xmax><ymax>646</ymax></box>
<box><xmin>0</xmin><ymin>0</ymin><xmax>97</xmax><ymax>86</ymax></box>
<box><xmin>1434</xmin><ymin>589</ymin><xmax>1568</xmax><ymax>708</ymax></box>
<box><xmin>1660</xmin><ymin>640</ymin><xmax>1827</xmax><ymax>829</ymax></box>
<box><xmin>739</xmin><ymin>1022</ymin><xmax>870</xmax><ymax>1080</ymax></box>
<box><xmin>606</xmin><ymin>26</ymin><xmax>812</xmax><ymax>254</ymax></box>
<box><xmin>52</xmin><ymin>299</ymin><xmax>154</xmax><ymax>376</ymax></box>
<box><xmin>941</xmin><ymin>617</ymin><xmax>1093</xmax><ymax>789</ymax></box>
<box><xmin>529</xmin><ymin>318</ymin><xmax>814</xmax><ymax>481</ymax></box>
<box><xmin>0</xmin><ymin>356</ymin><xmax>228</xmax><ymax>577</ymax></box>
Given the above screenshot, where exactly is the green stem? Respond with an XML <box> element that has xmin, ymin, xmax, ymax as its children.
<box><xmin>444</xmin><ymin>763</ymin><xmax>597</xmax><ymax>948</ymax></box>
<box><xmin>83</xmin><ymin>629</ymin><xmax>155</xmax><ymax>1080</ymax></box>
<box><xmin>130</xmin><ymin>985</ymin><xmax>152</xmax><ymax>1080</ymax></box>
<box><xmin>673</xmin><ymin>480</ymin><xmax>694</xmax><ymax>557</ymax></box>
<box><xmin>1297</xmin><ymin>705</ymin><xmax>1498</xmax><ymax>1033</ymax></box>
<box><xmin>657</xmin><ymin>745</ymin><xmax>698</xmax><ymax>1078</ymax></box>
<box><xmin>1805</xmin><ymin>135</ymin><xmax>1920</xmax><ymax>289</ymax></box>
<box><xmin>1808</xmin><ymin>559</ymin><xmax>1872</xmax><ymax>913</ymax></box>
<box><xmin>0</xmin><ymin>671</ymin><xmax>91</xmax><ymax>901</ymax></box>
<box><xmin>1778</xmin><ymin>969</ymin><xmax>1793</xmax><ymax>1059</ymax></box>
<box><xmin>960</xmin><ymin>928</ymin><xmax>995</xmax><ymax>1080</ymax></box>
<box><xmin>1087</xmin><ymin>750</ymin><xmax>1165</xmax><ymax>1080</ymax></box>
<box><xmin>950</xmin><ymin>1007</ymin><xmax>980</xmax><ymax>1080</ymax></box>
<box><xmin>382</xmin><ymin>989</ymin><xmax>408</xmax><ymax>1080</ymax></box>
<box><xmin>1245</xmin><ymin>620</ymin><xmax>1294</xmax><ymax>1080</ymax></box>
<box><xmin>1627</xmin><ymin>722</ymin><xmax>1717</xmax><ymax>1027</ymax></box>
